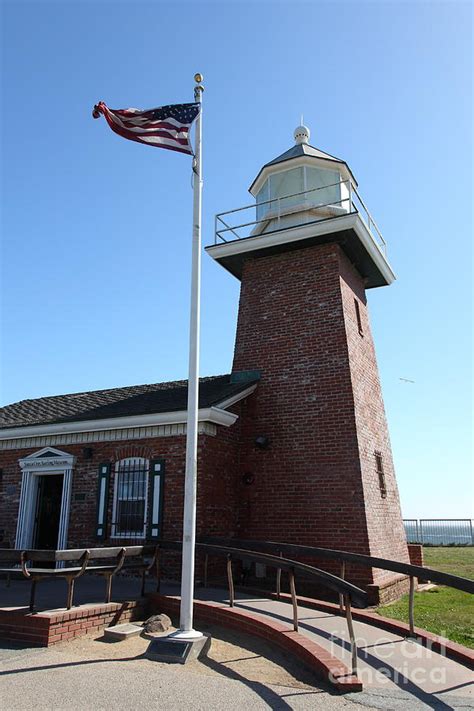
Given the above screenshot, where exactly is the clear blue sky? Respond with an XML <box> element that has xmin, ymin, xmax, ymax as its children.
<box><xmin>1</xmin><ymin>0</ymin><xmax>472</xmax><ymax>519</ymax></box>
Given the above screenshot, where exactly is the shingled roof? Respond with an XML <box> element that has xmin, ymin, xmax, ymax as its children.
<box><xmin>0</xmin><ymin>374</ymin><xmax>258</xmax><ymax>430</ymax></box>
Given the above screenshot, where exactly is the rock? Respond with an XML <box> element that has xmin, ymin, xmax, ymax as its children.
<box><xmin>143</xmin><ymin>613</ymin><xmax>172</xmax><ymax>633</ymax></box>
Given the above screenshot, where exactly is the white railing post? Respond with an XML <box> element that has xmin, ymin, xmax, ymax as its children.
<box><xmin>348</xmin><ymin>180</ymin><xmax>353</xmax><ymax>212</ymax></box>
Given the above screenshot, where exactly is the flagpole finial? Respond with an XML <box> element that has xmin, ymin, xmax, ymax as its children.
<box><xmin>194</xmin><ymin>73</ymin><xmax>204</xmax><ymax>101</ymax></box>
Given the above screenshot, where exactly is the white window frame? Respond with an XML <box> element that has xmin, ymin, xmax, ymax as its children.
<box><xmin>111</xmin><ymin>457</ymin><xmax>149</xmax><ymax>539</ymax></box>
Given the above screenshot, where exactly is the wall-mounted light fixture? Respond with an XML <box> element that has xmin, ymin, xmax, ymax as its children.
<box><xmin>82</xmin><ymin>447</ymin><xmax>94</xmax><ymax>460</ymax></box>
<box><xmin>242</xmin><ymin>472</ymin><xmax>254</xmax><ymax>486</ymax></box>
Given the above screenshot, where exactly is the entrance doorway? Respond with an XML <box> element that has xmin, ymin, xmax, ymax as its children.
<box><xmin>33</xmin><ymin>474</ymin><xmax>64</xmax><ymax>549</ymax></box>
<box><xmin>16</xmin><ymin>448</ymin><xmax>75</xmax><ymax>551</ymax></box>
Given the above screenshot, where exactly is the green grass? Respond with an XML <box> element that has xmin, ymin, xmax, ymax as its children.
<box><xmin>423</xmin><ymin>546</ymin><xmax>474</xmax><ymax>580</ymax></box>
<box><xmin>377</xmin><ymin>546</ymin><xmax>474</xmax><ymax>649</ymax></box>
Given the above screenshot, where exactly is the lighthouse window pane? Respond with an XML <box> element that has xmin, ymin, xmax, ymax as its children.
<box><xmin>270</xmin><ymin>168</ymin><xmax>304</xmax><ymax>211</ymax></box>
<box><xmin>306</xmin><ymin>168</ymin><xmax>341</xmax><ymax>207</ymax></box>
<box><xmin>256</xmin><ymin>180</ymin><xmax>270</xmax><ymax>221</ymax></box>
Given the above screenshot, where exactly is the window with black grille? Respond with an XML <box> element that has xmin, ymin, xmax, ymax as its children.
<box><xmin>375</xmin><ymin>451</ymin><xmax>387</xmax><ymax>498</ymax></box>
<box><xmin>111</xmin><ymin>457</ymin><xmax>149</xmax><ymax>538</ymax></box>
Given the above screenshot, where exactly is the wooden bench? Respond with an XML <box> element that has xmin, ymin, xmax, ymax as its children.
<box><xmin>0</xmin><ymin>549</ymin><xmax>28</xmax><ymax>586</ymax></box>
<box><xmin>0</xmin><ymin>545</ymin><xmax>159</xmax><ymax>611</ymax></box>
<box><xmin>83</xmin><ymin>545</ymin><xmax>159</xmax><ymax>604</ymax></box>
<box><xmin>0</xmin><ymin>548</ymin><xmax>89</xmax><ymax>611</ymax></box>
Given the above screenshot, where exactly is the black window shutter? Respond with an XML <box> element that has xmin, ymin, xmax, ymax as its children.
<box><xmin>148</xmin><ymin>459</ymin><xmax>165</xmax><ymax>540</ymax></box>
<box><xmin>96</xmin><ymin>463</ymin><xmax>111</xmax><ymax>540</ymax></box>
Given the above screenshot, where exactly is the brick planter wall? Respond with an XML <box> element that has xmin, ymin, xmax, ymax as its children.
<box><xmin>0</xmin><ymin>599</ymin><xmax>147</xmax><ymax>647</ymax></box>
<box><xmin>407</xmin><ymin>544</ymin><xmax>424</xmax><ymax>567</ymax></box>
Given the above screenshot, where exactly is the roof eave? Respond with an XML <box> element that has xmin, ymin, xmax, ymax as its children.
<box><xmin>0</xmin><ymin>383</ymin><xmax>259</xmax><ymax>441</ymax></box>
<box><xmin>0</xmin><ymin>406</ymin><xmax>236</xmax><ymax>441</ymax></box>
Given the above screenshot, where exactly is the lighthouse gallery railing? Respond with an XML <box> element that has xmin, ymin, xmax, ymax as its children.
<box><xmin>214</xmin><ymin>178</ymin><xmax>387</xmax><ymax>255</ymax></box>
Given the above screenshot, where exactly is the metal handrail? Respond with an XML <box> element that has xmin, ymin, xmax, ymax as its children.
<box><xmin>199</xmin><ymin>537</ymin><xmax>474</xmax><ymax>640</ymax></box>
<box><xmin>216</xmin><ymin>197</ymin><xmax>353</xmax><ymax>241</ymax></box>
<box><xmin>213</xmin><ymin>178</ymin><xmax>386</xmax><ymax>255</ymax></box>
<box><xmin>160</xmin><ymin>540</ymin><xmax>367</xmax><ymax>604</ymax></box>
<box><xmin>200</xmin><ymin>538</ymin><xmax>474</xmax><ymax>594</ymax></box>
<box><xmin>350</xmin><ymin>184</ymin><xmax>386</xmax><ymax>247</ymax></box>
<box><xmin>160</xmin><ymin>539</ymin><xmax>364</xmax><ymax>675</ymax></box>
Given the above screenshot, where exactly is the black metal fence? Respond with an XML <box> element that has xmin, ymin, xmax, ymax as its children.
<box><xmin>403</xmin><ymin>519</ymin><xmax>474</xmax><ymax>546</ymax></box>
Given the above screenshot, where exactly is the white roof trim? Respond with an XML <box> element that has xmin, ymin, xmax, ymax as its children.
<box><xmin>215</xmin><ymin>383</ymin><xmax>258</xmax><ymax>410</ymax></box>
<box><xmin>0</xmin><ymin>406</ymin><xmax>238</xmax><ymax>442</ymax></box>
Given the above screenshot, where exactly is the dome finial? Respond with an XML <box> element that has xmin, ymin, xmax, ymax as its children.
<box><xmin>294</xmin><ymin>123</ymin><xmax>310</xmax><ymax>145</ymax></box>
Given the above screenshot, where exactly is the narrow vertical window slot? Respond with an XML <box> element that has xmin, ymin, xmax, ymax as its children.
<box><xmin>354</xmin><ymin>298</ymin><xmax>364</xmax><ymax>336</ymax></box>
<box><xmin>375</xmin><ymin>451</ymin><xmax>387</xmax><ymax>498</ymax></box>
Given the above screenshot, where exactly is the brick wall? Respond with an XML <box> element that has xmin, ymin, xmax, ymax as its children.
<box><xmin>232</xmin><ymin>243</ymin><xmax>409</xmax><ymax>591</ymax></box>
<box><xmin>338</xmin><ymin>251</ymin><xmax>409</xmax><ymax>580</ymax></box>
<box><xmin>407</xmin><ymin>544</ymin><xmax>424</xmax><ymax>567</ymax></box>
<box><xmin>0</xmin><ymin>409</ymin><xmax>242</xmax><ymax>553</ymax></box>
<box><xmin>0</xmin><ymin>599</ymin><xmax>146</xmax><ymax>646</ymax></box>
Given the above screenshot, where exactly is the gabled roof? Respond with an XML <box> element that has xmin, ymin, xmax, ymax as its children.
<box><xmin>249</xmin><ymin>143</ymin><xmax>357</xmax><ymax>193</ymax></box>
<box><xmin>0</xmin><ymin>374</ymin><xmax>258</xmax><ymax>430</ymax></box>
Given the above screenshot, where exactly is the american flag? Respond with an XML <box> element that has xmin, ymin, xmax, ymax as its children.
<box><xmin>93</xmin><ymin>101</ymin><xmax>200</xmax><ymax>155</ymax></box>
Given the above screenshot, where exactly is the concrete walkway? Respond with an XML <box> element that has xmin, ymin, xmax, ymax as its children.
<box><xmin>186</xmin><ymin>585</ymin><xmax>474</xmax><ymax>706</ymax></box>
<box><xmin>0</xmin><ymin>627</ymin><xmax>473</xmax><ymax>711</ymax></box>
<box><xmin>0</xmin><ymin>639</ymin><xmax>342</xmax><ymax>711</ymax></box>
<box><xmin>1</xmin><ymin>577</ymin><xmax>473</xmax><ymax>709</ymax></box>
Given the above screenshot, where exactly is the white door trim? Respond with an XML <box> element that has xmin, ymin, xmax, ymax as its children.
<box><xmin>15</xmin><ymin>447</ymin><xmax>76</xmax><ymax>549</ymax></box>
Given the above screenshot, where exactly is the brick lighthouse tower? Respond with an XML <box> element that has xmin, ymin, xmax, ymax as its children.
<box><xmin>206</xmin><ymin>125</ymin><xmax>409</xmax><ymax>602</ymax></box>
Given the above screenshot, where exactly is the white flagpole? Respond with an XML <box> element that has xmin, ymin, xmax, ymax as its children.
<box><xmin>174</xmin><ymin>73</ymin><xmax>204</xmax><ymax>639</ymax></box>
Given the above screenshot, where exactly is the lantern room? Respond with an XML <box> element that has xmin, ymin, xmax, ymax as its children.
<box><xmin>206</xmin><ymin>125</ymin><xmax>396</xmax><ymax>288</ymax></box>
<box><xmin>250</xmin><ymin>124</ymin><xmax>355</xmax><ymax>232</ymax></box>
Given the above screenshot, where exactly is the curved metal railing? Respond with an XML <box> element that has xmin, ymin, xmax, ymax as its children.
<box><xmin>200</xmin><ymin>537</ymin><xmax>474</xmax><ymax>594</ymax></box>
<box><xmin>159</xmin><ymin>539</ymin><xmax>367</xmax><ymax>674</ymax></box>
<box><xmin>198</xmin><ymin>537</ymin><xmax>474</xmax><ymax>641</ymax></box>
